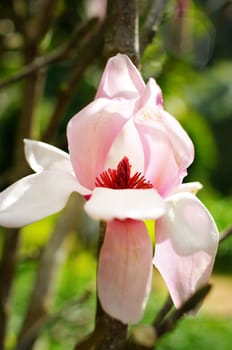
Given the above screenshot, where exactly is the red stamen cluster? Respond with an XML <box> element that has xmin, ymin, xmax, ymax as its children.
<box><xmin>95</xmin><ymin>157</ymin><xmax>153</xmax><ymax>189</ymax></box>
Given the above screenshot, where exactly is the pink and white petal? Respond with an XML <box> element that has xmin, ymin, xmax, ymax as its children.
<box><xmin>105</xmin><ymin>118</ymin><xmax>145</xmax><ymax>174</ymax></box>
<box><xmin>140</xmin><ymin>78</ymin><xmax>163</xmax><ymax>108</ymax></box>
<box><xmin>171</xmin><ymin>182</ymin><xmax>203</xmax><ymax>195</ymax></box>
<box><xmin>135</xmin><ymin>113</ymin><xmax>181</xmax><ymax>196</ymax></box>
<box><xmin>0</xmin><ymin>170</ymin><xmax>87</xmax><ymax>228</ymax></box>
<box><xmin>24</xmin><ymin>139</ymin><xmax>73</xmax><ymax>174</ymax></box>
<box><xmin>84</xmin><ymin>188</ymin><xmax>165</xmax><ymax>221</ymax></box>
<box><xmin>153</xmin><ymin>192</ymin><xmax>219</xmax><ymax>308</ymax></box>
<box><xmin>161</xmin><ymin>110</ymin><xmax>194</xmax><ymax>172</ymax></box>
<box><xmin>95</xmin><ymin>54</ymin><xmax>145</xmax><ymax>100</ymax></box>
<box><xmin>67</xmin><ymin>98</ymin><xmax>135</xmax><ymax>190</ymax></box>
<box><xmin>98</xmin><ymin>219</ymin><xmax>153</xmax><ymax>324</ymax></box>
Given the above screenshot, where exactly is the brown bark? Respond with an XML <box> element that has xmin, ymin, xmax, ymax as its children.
<box><xmin>104</xmin><ymin>0</ymin><xmax>139</xmax><ymax>64</ymax></box>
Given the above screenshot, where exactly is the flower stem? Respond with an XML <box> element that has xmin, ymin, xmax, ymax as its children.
<box><xmin>94</xmin><ymin>221</ymin><xmax>128</xmax><ymax>350</ymax></box>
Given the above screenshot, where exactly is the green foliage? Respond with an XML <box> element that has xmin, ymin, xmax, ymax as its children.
<box><xmin>157</xmin><ymin>316</ymin><xmax>232</xmax><ymax>350</ymax></box>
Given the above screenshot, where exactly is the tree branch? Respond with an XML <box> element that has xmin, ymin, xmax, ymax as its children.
<box><xmin>26</xmin><ymin>0</ymin><xmax>57</xmax><ymax>44</ymax></box>
<box><xmin>0</xmin><ymin>13</ymin><xmax>47</xmax><ymax>346</ymax></box>
<box><xmin>42</xmin><ymin>20</ymin><xmax>105</xmax><ymax>142</ymax></box>
<box><xmin>154</xmin><ymin>284</ymin><xmax>211</xmax><ymax>338</ymax></box>
<box><xmin>153</xmin><ymin>294</ymin><xmax>173</xmax><ymax>328</ymax></box>
<box><xmin>124</xmin><ymin>284</ymin><xmax>211</xmax><ymax>349</ymax></box>
<box><xmin>17</xmin><ymin>193</ymin><xmax>84</xmax><ymax>350</ymax></box>
<box><xmin>15</xmin><ymin>290</ymin><xmax>91</xmax><ymax>350</ymax></box>
<box><xmin>0</xmin><ymin>18</ymin><xmax>100</xmax><ymax>90</ymax></box>
<box><xmin>75</xmin><ymin>2</ymin><xmax>141</xmax><ymax>349</ymax></box>
<box><xmin>104</xmin><ymin>0</ymin><xmax>139</xmax><ymax>64</ymax></box>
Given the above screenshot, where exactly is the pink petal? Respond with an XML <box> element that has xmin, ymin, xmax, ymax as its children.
<box><xmin>105</xmin><ymin>118</ymin><xmax>145</xmax><ymax>174</ymax></box>
<box><xmin>84</xmin><ymin>188</ymin><xmax>165</xmax><ymax>221</ymax></box>
<box><xmin>24</xmin><ymin>139</ymin><xmax>73</xmax><ymax>174</ymax></box>
<box><xmin>0</xmin><ymin>170</ymin><xmax>86</xmax><ymax>227</ymax></box>
<box><xmin>98</xmin><ymin>219</ymin><xmax>153</xmax><ymax>324</ymax></box>
<box><xmin>67</xmin><ymin>98</ymin><xmax>135</xmax><ymax>190</ymax></box>
<box><xmin>135</xmin><ymin>110</ymin><xmax>182</xmax><ymax>196</ymax></box>
<box><xmin>161</xmin><ymin>110</ymin><xmax>194</xmax><ymax>173</ymax></box>
<box><xmin>140</xmin><ymin>78</ymin><xmax>163</xmax><ymax>107</ymax></box>
<box><xmin>153</xmin><ymin>192</ymin><xmax>219</xmax><ymax>308</ymax></box>
<box><xmin>95</xmin><ymin>54</ymin><xmax>145</xmax><ymax>100</ymax></box>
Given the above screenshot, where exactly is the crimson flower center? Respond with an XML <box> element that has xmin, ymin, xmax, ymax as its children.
<box><xmin>95</xmin><ymin>157</ymin><xmax>153</xmax><ymax>189</ymax></box>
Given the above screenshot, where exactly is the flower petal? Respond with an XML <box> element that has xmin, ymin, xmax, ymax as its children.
<box><xmin>95</xmin><ymin>54</ymin><xmax>145</xmax><ymax>100</ymax></box>
<box><xmin>105</xmin><ymin>118</ymin><xmax>145</xmax><ymax>174</ymax></box>
<box><xmin>84</xmin><ymin>188</ymin><xmax>165</xmax><ymax>221</ymax></box>
<box><xmin>140</xmin><ymin>78</ymin><xmax>163</xmax><ymax>107</ymax></box>
<box><xmin>0</xmin><ymin>170</ymin><xmax>86</xmax><ymax>227</ymax></box>
<box><xmin>24</xmin><ymin>139</ymin><xmax>73</xmax><ymax>174</ymax></box>
<box><xmin>98</xmin><ymin>219</ymin><xmax>153</xmax><ymax>324</ymax></box>
<box><xmin>67</xmin><ymin>98</ymin><xmax>135</xmax><ymax>190</ymax></box>
<box><xmin>161</xmin><ymin>110</ymin><xmax>194</xmax><ymax>173</ymax></box>
<box><xmin>171</xmin><ymin>181</ymin><xmax>203</xmax><ymax>195</ymax></box>
<box><xmin>153</xmin><ymin>192</ymin><xmax>219</xmax><ymax>308</ymax></box>
<box><xmin>135</xmin><ymin>111</ymin><xmax>182</xmax><ymax>196</ymax></box>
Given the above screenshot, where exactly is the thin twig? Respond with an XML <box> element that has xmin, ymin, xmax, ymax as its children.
<box><xmin>15</xmin><ymin>290</ymin><xmax>92</xmax><ymax>350</ymax></box>
<box><xmin>27</xmin><ymin>0</ymin><xmax>57</xmax><ymax>43</ymax></box>
<box><xmin>153</xmin><ymin>294</ymin><xmax>173</xmax><ymax>328</ymax></box>
<box><xmin>219</xmin><ymin>225</ymin><xmax>232</xmax><ymax>244</ymax></box>
<box><xmin>140</xmin><ymin>0</ymin><xmax>168</xmax><ymax>53</ymax></box>
<box><xmin>123</xmin><ymin>285</ymin><xmax>211</xmax><ymax>350</ymax></box>
<box><xmin>42</xmin><ymin>20</ymin><xmax>105</xmax><ymax>142</ymax></box>
<box><xmin>154</xmin><ymin>284</ymin><xmax>212</xmax><ymax>338</ymax></box>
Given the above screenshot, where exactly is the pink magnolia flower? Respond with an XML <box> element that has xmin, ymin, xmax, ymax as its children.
<box><xmin>0</xmin><ymin>54</ymin><xmax>218</xmax><ymax>324</ymax></box>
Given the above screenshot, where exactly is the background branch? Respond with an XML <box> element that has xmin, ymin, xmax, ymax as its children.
<box><xmin>140</xmin><ymin>0</ymin><xmax>168</xmax><ymax>54</ymax></box>
<box><xmin>0</xmin><ymin>15</ymin><xmax>46</xmax><ymax>349</ymax></box>
<box><xmin>17</xmin><ymin>193</ymin><xmax>85</xmax><ymax>350</ymax></box>
<box><xmin>219</xmin><ymin>224</ymin><xmax>232</xmax><ymax>244</ymax></box>
<box><xmin>124</xmin><ymin>284</ymin><xmax>212</xmax><ymax>349</ymax></box>
<box><xmin>0</xmin><ymin>18</ymin><xmax>100</xmax><ymax>90</ymax></box>
<box><xmin>42</xmin><ymin>20</ymin><xmax>105</xmax><ymax>142</ymax></box>
<box><xmin>0</xmin><ymin>228</ymin><xmax>20</xmax><ymax>350</ymax></box>
<box><xmin>15</xmin><ymin>290</ymin><xmax>91</xmax><ymax>350</ymax></box>
<box><xmin>154</xmin><ymin>284</ymin><xmax>212</xmax><ymax>338</ymax></box>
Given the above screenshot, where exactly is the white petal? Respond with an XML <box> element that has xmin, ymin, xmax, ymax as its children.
<box><xmin>24</xmin><ymin>139</ymin><xmax>73</xmax><ymax>174</ymax></box>
<box><xmin>0</xmin><ymin>170</ymin><xmax>86</xmax><ymax>227</ymax></box>
<box><xmin>171</xmin><ymin>182</ymin><xmax>203</xmax><ymax>195</ymax></box>
<box><xmin>153</xmin><ymin>192</ymin><xmax>219</xmax><ymax>307</ymax></box>
<box><xmin>84</xmin><ymin>188</ymin><xmax>166</xmax><ymax>221</ymax></box>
